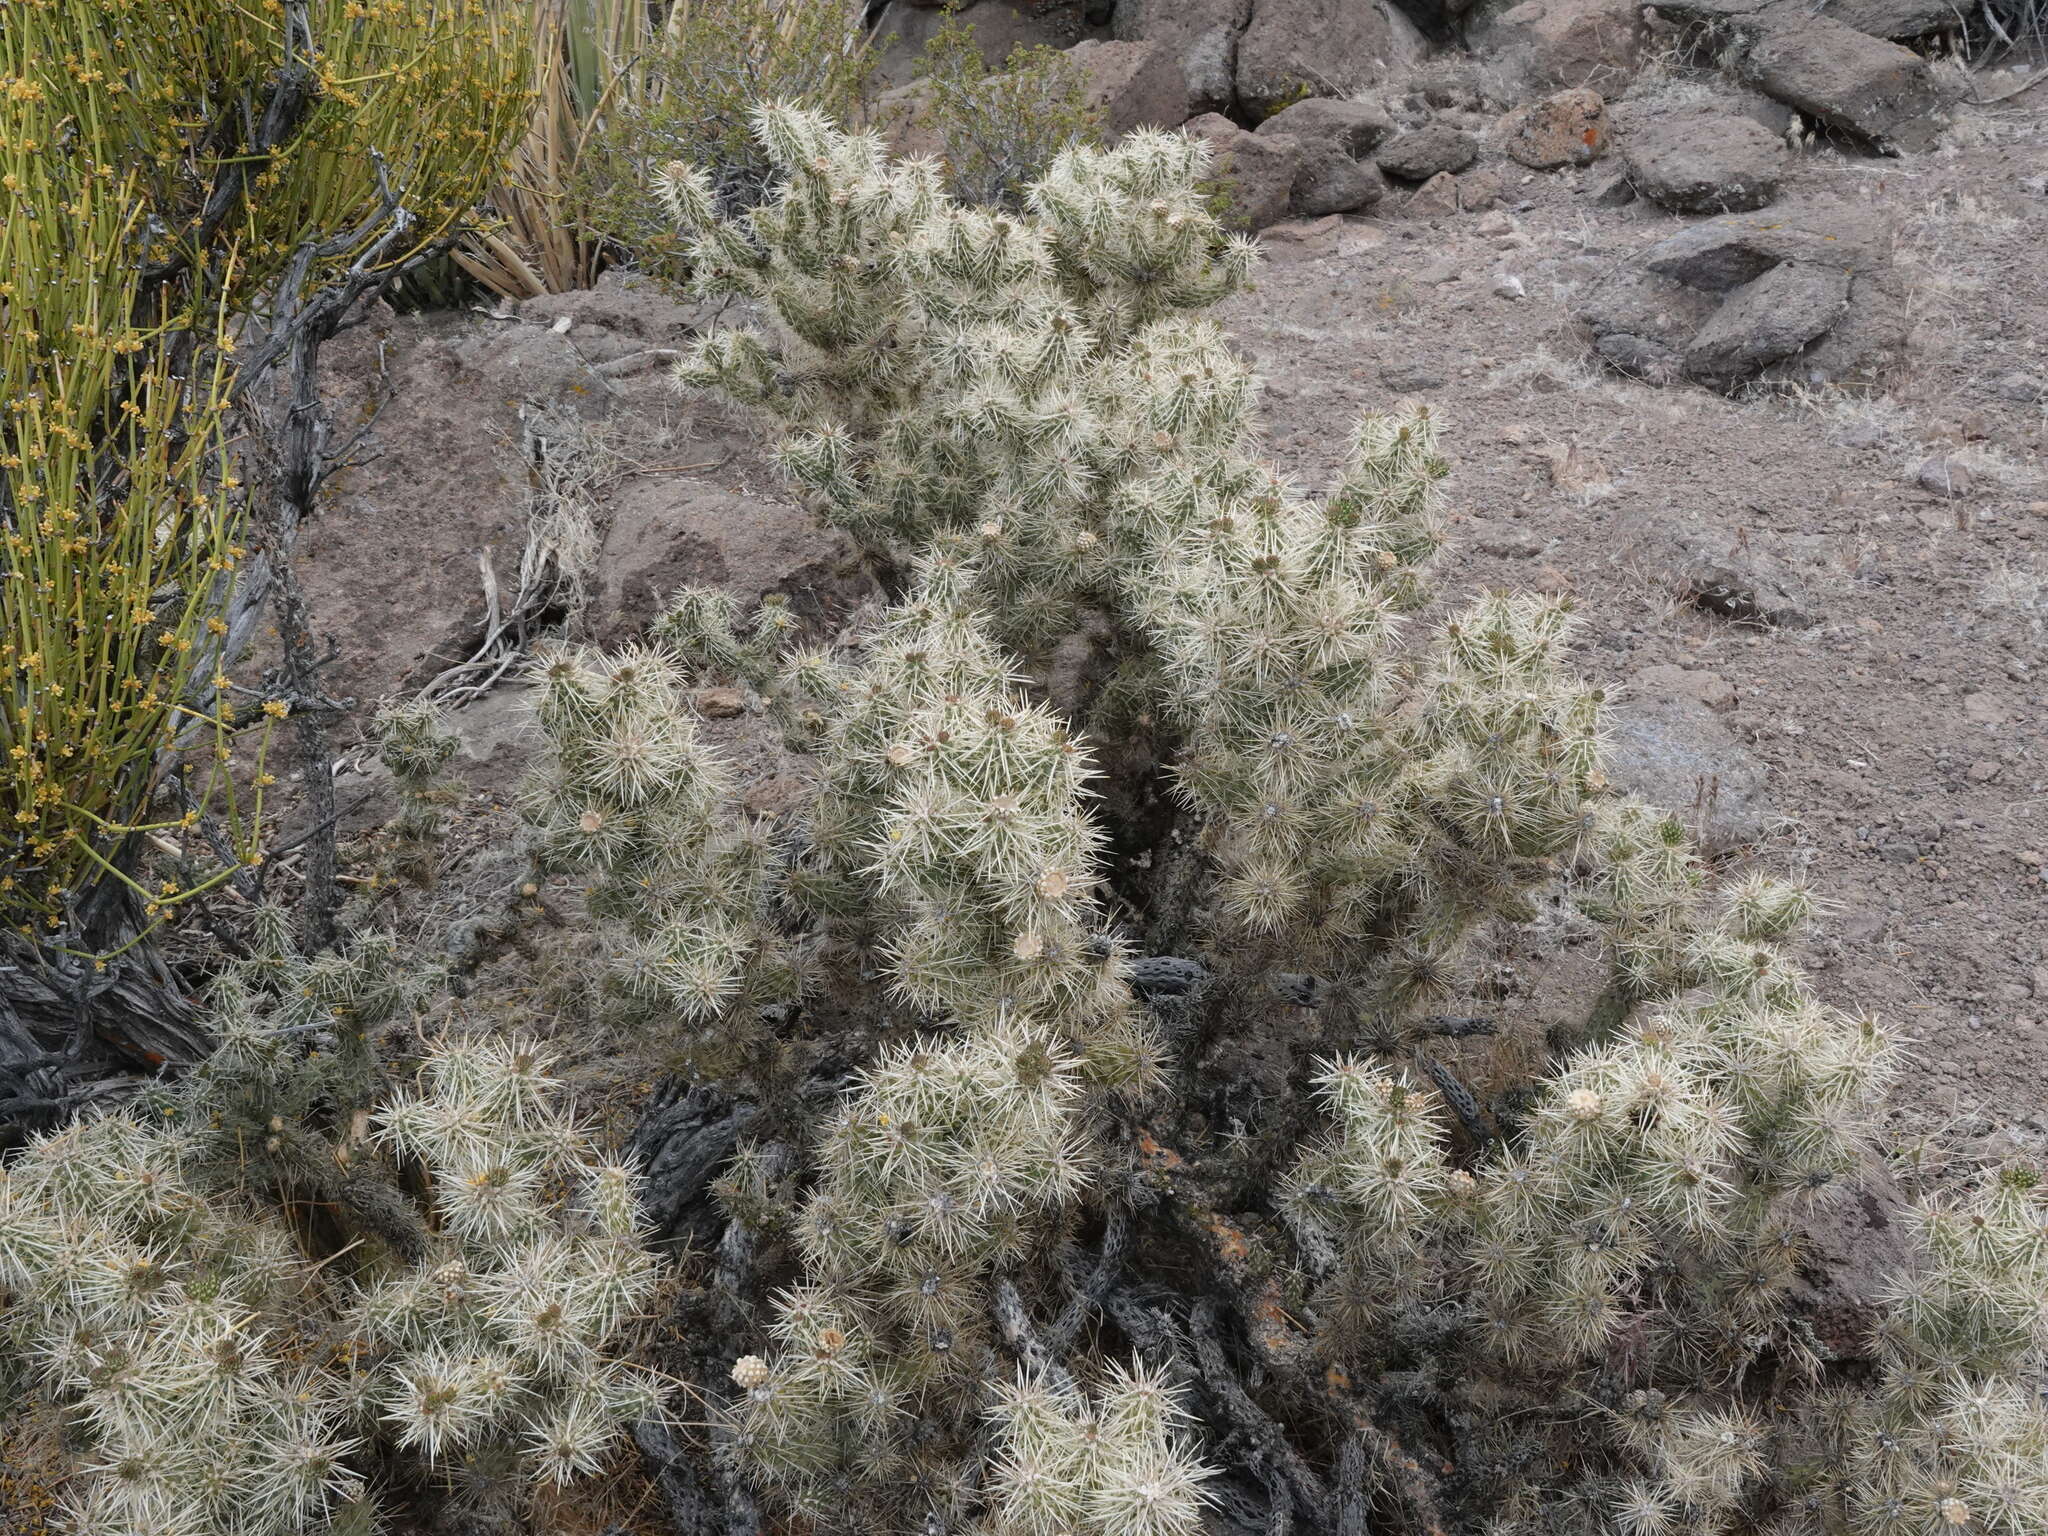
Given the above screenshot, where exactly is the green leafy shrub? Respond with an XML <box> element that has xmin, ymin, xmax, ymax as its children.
<box><xmin>0</xmin><ymin>0</ymin><xmax>525</xmax><ymax>938</ymax></box>
<box><xmin>568</xmin><ymin>0</ymin><xmax>876</xmax><ymax>285</ymax></box>
<box><xmin>908</xmin><ymin>10</ymin><xmax>1103</xmax><ymax>208</ymax></box>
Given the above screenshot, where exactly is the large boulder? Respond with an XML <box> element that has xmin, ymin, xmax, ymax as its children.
<box><xmin>1605</xmin><ymin>688</ymin><xmax>1774</xmax><ymax>853</ymax></box>
<box><xmin>1638</xmin><ymin>201</ymin><xmax>1891</xmax><ymax>291</ymax></box>
<box><xmin>1577</xmin><ymin>198</ymin><xmax>1905</xmax><ymax>391</ymax></box>
<box><xmin>1498</xmin><ymin>88</ymin><xmax>1609</xmax><ymax>170</ymax></box>
<box><xmin>1821</xmin><ymin>0</ymin><xmax>1959</xmax><ymax>40</ymax></box>
<box><xmin>1469</xmin><ymin>0</ymin><xmax>1647</xmax><ymax>93</ymax></box>
<box><xmin>1183</xmin><ymin>112</ymin><xmax>1302</xmax><ymax>230</ymax></box>
<box><xmin>302</xmin><ymin>297</ymin><xmax>871</xmax><ymax>714</ymax></box>
<box><xmin>1235</xmin><ymin>0</ymin><xmax>1422</xmax><ymax>121</ymax></box>
<box><xmin>1375</xmin><ymin>122</ymin><xmax>1481</xmax><ymax>180</ymax></box>
<box><xmin>1254</xmin><ymin>96</ymin><xmax>1396</xmax><ymax>157</ymax></box>
<box><xmin>1741</xmin><ymin>13</ymin><xmax>1956</xmax><ymax>152</ymax></box>
<box><xmin>1654</xmin><ymin>0</ymin><xmax>1954</xmax><ymax>39</ymax></box>
<box><xmin>1285</xmin><ymin>138</ymin><xmax>1387</xmax><ymax>215</ymax></box>
<box><xmin>870</xmin><ymin>0</ymin><xmax>1092</xmax><ymax>88</ymax></box>
<box><xmin>1682</xmin><ymin>260</ymin><xmax>1852</xmax><ymax>385</ymax></box>
<box><xmin>1112</xmin><ymin>0</ymin><xmax>1251</xmax><ymax>117</ymax></box>
<box><xmin>1575</xmin><ymin>268</ymin><xmax>1719</xmax><ymax>382</ymax></box>
<box><xmin>1063</xmin><ymin>39</ymin><xmax>1192</xmax><ymax>135</ymax></box>
<box><xmin>1619</xmin><ymin>108</ymin><xmax>1787</xmax><ymax>212</ymax></box>
<box><xmin>1648</xmin><ymin>1</ymin><xmax>1957</xmax><ymax>150</ymax></box>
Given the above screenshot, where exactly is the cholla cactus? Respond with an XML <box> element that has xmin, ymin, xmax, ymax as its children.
<box><xmin>630</xmin><ymin>105</ymin><xmax>2037</xmax><ymax>1536</ymax></box>
<box><xmin>729</xmin><ymin>1025</ymin><xmax>1096</xmax><ymax>1513</ymax></box>
<box><xmin>0</xmin><ymin>1115</ymin><xmax>361</xmax><ymax>1535</ymax></box>
<box><xmin>655</xmin><ymin>556</ymin><xmax>1155</xmax><ymax>1078</ymax></box>
<box><xmin>664</xmin><ymin>109</ymin><xmax>1596</xmax><ymax>1010</ymax></box>
<box><xmin>684</xmin><ymin>561</ymin><xmax>1159</xmax><ymax>1520</ymax></box>
<box><xmin>520</xmin><ymin>640</ymin><xmax>804</xmax><ymax>1035</ymax></box>
<box><xmin>1285</xmin><ymin>880</ymin><xmax>1901</xmax><ymax>1526</ymax></box>
<box><xmin>663</xmin><ymin>107</ymin><xmax>1255</xmax><ymax>635</ymax></box>
<box><xmin>983</xmin><ymin>1363</ymin><xmax>1214</xmax><ymax>1536</ymax></box>
<box><xmin>0</xmin><ymin>1037</ymin><xmax>666</xmax><ymax>1533</ymax></box>
<box><xmin>1850</xmin><ymin>1167</ymin><xmax>2048</xmax><ymax>1536</ymax></box>
<box><xmin>369</xmin><ymin>694</ymin><xmax>461</xmax><ymax>890</ymax></box>
<box><xmin>354</xmin><ymin>1035</ymin><xmax>665</xmax><ymax>1488</ymax></box>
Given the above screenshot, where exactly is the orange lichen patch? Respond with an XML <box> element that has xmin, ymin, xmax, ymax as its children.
<box><xmin>1135</xmin><ymin>1130</ymin><xmax>1185</xmax><ymax>1172</ymax></box>
<box><xmin>1201</xmin><ymin>1209</ymin><xmax>1251</xmax><ymax>1264</ymax></box>
<box><xmin>1247</xmin><ymin>1285</ymin><xmax>1302</xmax><ymax>1359</ymax></box>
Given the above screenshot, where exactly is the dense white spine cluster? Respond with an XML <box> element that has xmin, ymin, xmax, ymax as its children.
<box><xmin>521</xmin><ymin>641</ymin><xmax>802</xmax><ymax>1026</ymax></box>
<box><xmin>0</xmin><ymin>1038</ymin><xmax>665</xmax><ymax>1533</ymax></box>
<box><xmin>983</xmin><ymin>1363</ymin><xmax>1214</xmax><ymax>1536</ymax></box>
<box><xmin>1853</xmin><ymin>1168</ymin><xmax>2048</xmax><ymax>1536</ymax></box>
<box><xmin>357</xmin><ymin>1036</ymin><xmax>664</xmax><ymax>1486</ymax></box>
<box><xmin>0</xmin><ymin>1115</ymin><xmax>360</xmax><ymax>1535</ymax></box>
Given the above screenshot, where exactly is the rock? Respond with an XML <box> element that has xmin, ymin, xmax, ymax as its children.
<box><xmin>1469</xmin><ymin>0</ymin><xmax>1647</xmax><ymax>92</ymax></box>
<box><xmin>695</xmin><ymin>686</ymin><xmax>746</xmax><ymax>719</ymax></box>
<box><xmin>1658</xmin><ymin>0</ymin><xmax>1952</xmax><ymax>37</ymax></box>
<box><xmin>1287</xmin><ymin>138</ymin><xmax>1386</xmax><ymax>215</ymax></box>
<box><xmin>300</xmin><ymin>310</ymin><xmax>874</xmax><ymax>719</ymax></box>
<box><xmin>1258</xmin><ymin>213</ymin><xmax>1345</xmax><ymax>252</ymax></box>
<box><xmin>594</xmin><ymin>482</ymin><xmax>870</xmax><ymax>649</ymax></box>
<box><xmin>1789</xmin><ymin>1171</ymin><xmax>1916</xmax><ymax>1362</ymax></box>
<box><xmin>1575</xmin><ymin>267</ymin><xmax>1720</xmax><ymax>354</ymax></box>
<box><xmin>1183</xmin><ymin>112</ymin><xmax>1302</xmax><ymax>230</ymax></box>
<box><xmin>1639</xmin><ymin>202</ymin><xmax>1891</xmax><ymax>292</ymax></box>
<box><xmin>1620</xmin><ymin>108</ymin><xmax>1786</xmax><ymax>212</ymax></box>
<box><xmin>1606</xmin><ymin>690</ymin><xmax>1774</xmax><ymax>852</ymax></box>
<box><xmin>1492</xmin><ymin>272</ymin><xmax>1527</xmax><ymax>299</ymax></box>
<box><xmin>1113</xmin><ymin>0</ymin><xmax>1251</xmax><ymax>116</ymax></box>
<box><xmin>871</xmin><ymin>0</ymin><xmax>1079</xmax><ymax>89</ymax></box>
<box><xmin>1498</xmin><ymin>88</ymin><xmax>1609</xmax><ymax>169</ymax></box>
<box><xmin>1254</xmin><ymin>96</ymin><xmax>1396</xmax><ymax>156</ymax></box>
<box><xmin>1376</xmin><ymin>122</ymin><xmax>1481</xmax><ymax>180</ymax></box>
<box><xmin>1469</xmin><ymin>519</ymin><xmax>1544</xmax><ymax>556</ymax></box>
<box><xmin>1405</xmin><ymin>170</ymin><xmax>1463</xmax><ymax>218</ymax></box>
<box><xmin>518</xmin><ymin>267</ymin><xmax>707</xmax><ymax>342</ymax></box>
<box><xmin>1915</xmin><ymin>456</ymin><xmax>1972</xmax><ymax>498</ymax></box>
<box><xmin>1062</xmin><ymin>39</ymin><xmax>1191</xmax><ymax>135</ymax></box>
<box><xmin>875</xmin><ymin>77</ymin><xmax>970</xmax><ymax>161</ymax></box>
<box><xmin>1683</xmin><ymin>260</ymin><xmax>1851</xmax><ymax>385</ymax></box>
<box><xmin>1648</xmin><ymin>517</ymin><xmax>1821</xmax><ymax>629</ymax></box>
<box><xmin>1649</xmin><ymin>0</ymin><xmax>1776</xmax><ymax>22</ymax></box>
<box><xmin>1235</xmin><ymin>0</ymin><xmax>1410</xmax><ymax>121</ymax></box>
<box><xmin>1178</xmin><ymin>23</ymin><xmax>1244</xmax><ymax>117</ymax></box>
<box><xmin>1381</xmin><ymin>359</ymin><xmax>1448</xmax><ymax>392</ymax></box>
<box><xmin>1587</xmin><ymin>170</ymin><xmax>1638</xmax><ymax>206</ymax></box>
<box><xmin>1715</xmin><ymin>85</ymin><xmax>1798</xmax><ymax>139</ymax></box>
<box><xmin>1989</xmin><ymin>372</ymin><xmax>2047</xmax><ymax>404</ymax></box>
<box><xmin>1581</xmin><ymin>199</ymin><xmax>1906</xmax><ymax>391</ymax></box>
<box><xmin>1457</xmin><ymin>168</ymin><xmax>1506</xmax><ymax>211</ymax></box>
<box><xmin>1742</xmin><ymin>14</ymin><xmax>1955</xmax><ymax>153</ymax></box>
